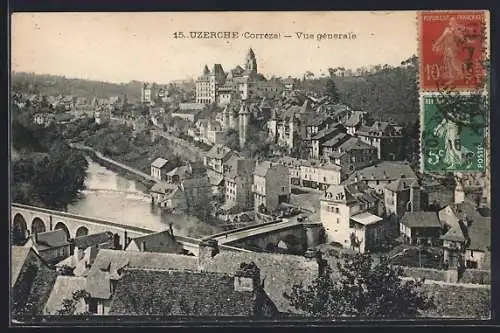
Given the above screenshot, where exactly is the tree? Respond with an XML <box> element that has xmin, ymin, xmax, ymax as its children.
<box><xmin>283</xmin><ymin>253</ymin><xmax>435</xmax><ymax>318</ymax></box>
<box><xmin>56</xmin><ymin>289</ymin><xmax>91</xmax><ymax>316</ymax></box>
<box><xmin>325</xmin><ymin>78</ymin><xmax>340</xmax><ymax>103</ymax></box>
<box><xmin>222</xmin><ymin>129</ymin><xmax>240</xmax><ymax>151</ymax></box>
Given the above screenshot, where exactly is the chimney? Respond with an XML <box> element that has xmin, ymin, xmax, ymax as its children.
<box><xmin>234</xmin><ymin>262</ymin><xmax>261</xmax><ymax>292</ymax></box>
<box><xmin>198</xmin><ymin>239</ymin><xmax>219</xmax><ymax>269</ymax></box>
<box><xmin>140</xmin><ymin>241</ymin><xmax>146</xmax><ymax>252</ymax></box>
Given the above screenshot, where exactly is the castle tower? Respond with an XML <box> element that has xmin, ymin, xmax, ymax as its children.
<box><xmin>239</xmin><ymin>102</ymin><xmax>250</xmax><ymax>149</ymax></box>
<box><xmin>245</xmin><ymin>48</ymin><xmax>257</xmax><ymax>73</ymax></box>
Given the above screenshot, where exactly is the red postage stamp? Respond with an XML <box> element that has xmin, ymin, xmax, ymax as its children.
<box><xmin>419</xmin><ymin>11</ymin><xmax>487</xmax><ymax>91</ymax></box>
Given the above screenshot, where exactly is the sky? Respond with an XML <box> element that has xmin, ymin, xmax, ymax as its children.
<box><xmin>12</xmin><ymin>11</ymin><xmax>418</xmax><ymax>84</ymax></box>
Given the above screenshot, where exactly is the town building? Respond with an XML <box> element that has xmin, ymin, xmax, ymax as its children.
<box><xmin>320</xmin><ymin>182</ymin><xmax>391</xmax><ymax>253</ymax></box>
<box><xmin>328</xmin><ymin>136</ymin><xmax>378</xmax><ymax>180</ymax></box>
<box><xmin>83</xmin><ymin>249</ymin><xmax>199</xmax><ymax>315</ymax></box>
<box><xmin>253</xmin><ymin>161</ymin><xmax>290</xmax><ymax>213</ymax></box>
<box><xmin>439</xmin><ymin>190</ymin><xmax>491</xmax><ymax>270</ymax></box>
<box><xmin>356</xmin><ymin>121</ymin><xmax>404</xmax><ymax>160</ymax></box>
<box><xmin>344</xmin><ymin>161</ymin><xmax>418</xmax><ymax>194</ymax></box>
<box><xmin>108</xmin><ymin>262</ymin><xmax>279</xmax><ymax>317</ymax></box>
<box><xmin>149</xmin><ymin>182</ymin><xmax>186</xmax><ymax>209</ymax></box>
<box><xmin>399</xmin><ymin>211</ymin><xmax>443</xmax><ymax>246</ymax></box>
<box><xmin>223</xmin><ymin>157</ymin><xmax>256</xmax><ymax>212</ymax></box>
<box><xmin>11</xmin><ymin>246</ymin><xmax>58</xmax><ymax>319</ymax></box>
<box><xmin>204</xmin><ymin>144</ymin><xmax>239</xmax><ymax>174</ymax></box>
<box><xmin>196</xmin><ymin>48</ymin><xmax>277</xmax><ymax>105</ymax></box>
<box><xmin>23</xmin><ymin>229</ymin><xmax>71</xmax><ymax>264</ymax></box>
<box><xmin>150</xmin><ymin>157</ymin><xmax>172</xmax><ymax>181</ymax></box>
<box><xmin>344</xmin><ymin>111</ymin><xmax>366</xmax><ymax>135</ymax></box>
<box><xmin>383</xmin><ymin>178</ymin><xmax>421</xmax><ymax>218</ymax></box>
<box><xmin>124</xmin><ymin>229</ymin><xmax>184</xmax><ymax>254</ymax></box>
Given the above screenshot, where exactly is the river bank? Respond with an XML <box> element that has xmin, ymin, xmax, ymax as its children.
<box><xmin>67</xmin><ymin>159</ymin><xmax>223</xmax><ymax>239</ymax></box>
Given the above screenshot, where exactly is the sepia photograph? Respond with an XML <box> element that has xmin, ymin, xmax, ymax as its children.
<box><xmin>9</xmin><ymin>10</ymin><xmax>491</xmax><ymax>324</ymax></box>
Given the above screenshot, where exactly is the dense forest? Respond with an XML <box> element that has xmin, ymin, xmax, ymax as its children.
<box><xmin>11</xmin><ymin>72</ymin><xmax>145</xmax><ymax>102</ymax></box>
<box><xmin>11</xmin><ymin>104</ymin><xmax>88</xmax><ymax>212</ymax></box>
<box><xmin>298</xmin><ymin>55</ymin><xmax>419</xmax><ymax>124</ymax></box>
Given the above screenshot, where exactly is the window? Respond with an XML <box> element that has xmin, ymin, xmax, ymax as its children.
<box><xmin>335</xmin><ymin>208</ymin><xmax>339</xmax><ymax>214</ymax></box>
<box><xmin>337</xmin><ymin>218</ymin><xmax>340</xmax><ymax>224</ymax></box>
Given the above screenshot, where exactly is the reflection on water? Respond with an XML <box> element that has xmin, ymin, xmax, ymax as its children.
<box><xmin>67</xmin><ymin>158</ymin><xmax>220</xmax><ymax>238</ymax></box>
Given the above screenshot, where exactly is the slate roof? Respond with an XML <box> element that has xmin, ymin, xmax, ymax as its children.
<box><xmin>73</xmin><ymin>231</ymin><xmax>114</xmax><ymax>250</ymax></box>
<box><xmin>322</xmin><ymin>133</ymin><xmax>349</xmax><ymax>147</ymax></box>
<box><xmin>323</xmin><ymin>181</ymin><xmax>378</xmax><ymax>205</ymax></box>
<box><xmin>151</xmin><ymin>157</ymin><xmax>169</xmax><ymax>169</ymax></box>
<box><xmin>311</xmin><ymin>126</ymin><xmax>343</xmax><ymax>141</ymax></box>
<box><xmin>36</xmin><ymin>229</ymin><xmax>70</xmax><ymax>250</ymax></box>
<box><xmin>108</xmin><ymin>268</ymin><xmax>275</xmax><ymax>316</ymax></box>
<box><xmin>90</xmin><ymin>249</ymin><xmax>198</xmax><ymax>273</ymax></box>
<box><xmin>338</xmin><ymin>136</ymin><xmax>374</xmax><ymax>151</ymax></box>
<box><xmin>44</xmin><ymin>276</ymin><xmax>87</xmax><ymax>315</ymax></box>
<box><xmin>254</xmin><ymin>161</ymin><xmax>283</xmax><ymax>178</ymax></box>
<box><xmin>206</xmin><ymin>144</ymin><xmax>235</xmax><ymax>160</ymax></box>
<box><xmin>150</xmin><ymin>181</ymin><xmax>180</xmax><ymax>194</ymax></box>
<box><xmin>385</xmin><ymin>178</ymin><xmax>419</xmax><ymax>192</ymax></box>
<box><xmin>201</xmin><ymin>252</ymin><xmax>319</xmax><ymax>314</ymax></box>
<box><xmin>11</xmin><ymin>246</ymin><xmax>31</xmax><ymax>287</ymax></box>
<box><xmin>127</xmin><ymin>230</ymin><xmax>184</xmax><ymax>254</ymax></box>
<box><xmin>344</xmin><ymin>161</ymin><xmax>417</xmax><ymax>184</ymax></box>
<box><xmin>467</xmin><ymin>217</ymin><xmax>491</xmax><ymax>251</ymax></box>
<box><xmin>401</xmin><ymin>211</ymin><xmax>442</xmax><ymax>228</ymax></box>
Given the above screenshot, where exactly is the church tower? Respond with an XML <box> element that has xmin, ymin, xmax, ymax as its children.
<box><xmin>245</xmin><ymin>48</ymin><xmax>257</xmax><ymax>74</ymax></box>
<box><xmin>239</xmin><ymin>102</ymin><xmax>250</xmax><ymax>149</ymax></box>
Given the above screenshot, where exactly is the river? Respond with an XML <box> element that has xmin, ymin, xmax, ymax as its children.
<box><xmin>67</xmin><ymin>158</ymin><xmax>221</xmax><ymax>238</ymax></box>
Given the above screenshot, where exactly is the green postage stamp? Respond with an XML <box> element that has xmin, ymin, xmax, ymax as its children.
<box><xmin>421</xmin><ymin>93</ymin><xmax>487</xmax><ymax>172</ymax></box>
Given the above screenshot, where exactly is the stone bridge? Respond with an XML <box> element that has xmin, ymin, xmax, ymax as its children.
<box><xmin>11</xmin><ymin>203</ymin><xmax>324</xmax><ymax>256</ymax></box>
<box><xmin>204</xmin><ymin>219</ymin><xmax>325</xmax><ymax>254</ymax></box>
<box><xmin>11</xmin><ymin>203</ymin><xmax>201</xmax><ymax>253</ymax></box>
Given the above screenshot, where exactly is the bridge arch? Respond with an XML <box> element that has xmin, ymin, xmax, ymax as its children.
<box><xmin>12</xmin><ymin>213</ymin><xmax>29</xmax><ymax>245</ymax></box>
<box><xmin>31</xmin><ymin>217</ymin><xmax>46</xmax><ymax>234</ymax></box>
<box><xmin>54</xmin><ymin>222</ymin><xmax>71</xmax><ymax>240</ymax></box>
<box><xmin>75</xmin><ymin>226</ymin><xmax>89</xmax><ymax>238</ymax></box>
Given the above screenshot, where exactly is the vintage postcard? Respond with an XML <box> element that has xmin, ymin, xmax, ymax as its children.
<box><xmin>10</xmin><ymin>11</ymin><xmax>491</xmax><ymax>325</ymax></box>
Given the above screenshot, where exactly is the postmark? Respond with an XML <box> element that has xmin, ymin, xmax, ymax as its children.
<box><xmin>419</xmin><ymin>10</ymin><xmax>487</xmax><ymax>91</ymax></box>
<box><xmin>421</xmin><ymin>92</ymin><xmax>487</xmax><ymax>172</ymax></box>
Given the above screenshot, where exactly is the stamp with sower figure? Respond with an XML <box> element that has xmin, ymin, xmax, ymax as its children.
<box><xmin>421</xmin><ymin>93</ymin><xmax>487</xmax><ymax>172</ymax></box>
<box><xmin>419</xmin><ymin>10</ymin><xmax>487</xmax><ymax>91</ymax></box>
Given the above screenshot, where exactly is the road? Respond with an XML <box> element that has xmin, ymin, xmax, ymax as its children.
<box><xmin>212</xmin><ymin>219</ymin><xmax>300</xmax><ymax>245</ymax></box>
<box><xmin>69</xmin><ymin>143</ymin><xmax>158</xmax><ymax>183</ymax></box>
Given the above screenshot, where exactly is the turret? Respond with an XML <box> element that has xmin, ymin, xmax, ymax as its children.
<box><xmin>239</xmin><ymin>102</ymin><xmax>250</xmax><ymax>149</ymax></box>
